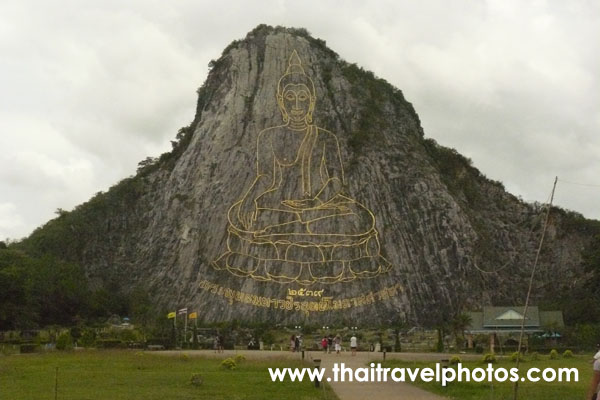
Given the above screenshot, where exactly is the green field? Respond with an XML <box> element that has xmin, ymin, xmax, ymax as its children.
<box><xmin>382</xmin><ymin>355</ymin><xmax>592</xmax><ymax>399</ymax></box>
<box><xmin>0</xmin><ymin>351</ymin><xmax>337</xmax><ymax>400</ymax></box>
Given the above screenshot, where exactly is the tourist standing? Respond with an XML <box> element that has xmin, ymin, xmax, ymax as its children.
<box><xmin>294</xmin><ymin>335</ymin><xmax>300</xmax><ymax>352</ymax></box>
<box><xmin>327</xmin><ymin>335</ymin><xmax>333</xmax><ymax>354</ymax></box>
<box><xmin>587</xmin><ymin>350</ymin><xmax>600</xmax><ymax>399</ymax></box>
<box><xmin>290</xmin><ymin>335</ymin><xmax>296</xmax><ymax>352</ymax></box>
<box><xmin>350</xmin><ymin>335</ymin><xmax>357</xmax><ymax>356</ymax></box>
<box><xmin>321</xmin><ymin>336</ymin><xmax>328</xmax><ymax>353</ymax></box>
<box><xmin>218</xmin><ymin>334</ymin><xmax>224</xmax><ymax>353</ymax></box>
<box><xmin>334</xmin><ymin>335</ymin><xmax>341</xmax><ymax>354</ymax></box>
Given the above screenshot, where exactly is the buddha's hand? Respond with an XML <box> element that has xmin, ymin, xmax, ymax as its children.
<box><xmin>282</xmin><ymin>198</ymin><xmax>322</xmax><ymax>210</ymax></box>
<box><xmin>238</xmin><ymin>198</ymin><xmax>257</xmax><ymax>230</ymax></box>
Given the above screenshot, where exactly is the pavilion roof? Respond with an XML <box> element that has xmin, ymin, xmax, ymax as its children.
<box><xmin>466</xmin><ymin>306</ymin><xmax>564</xmax><ymax>333</ymax></box>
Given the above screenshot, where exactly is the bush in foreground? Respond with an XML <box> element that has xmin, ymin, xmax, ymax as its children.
<box><xmin>510</xmin><ymin>351</ymin><xmax>523</xmax><ymax>362</ymax></box>
<box><xmin>221</xmin><ymin>358</ymin><xmax>237</xmax><ymax>370</ymax></box>
<box><xmin>56</xmin><ymin>332</ymin><xmax>73</xmax><ymax>351</ymax></box>
<box><xmin>190</xmin><ymin>373</ymin><xmax>203</xmax><ymax>386</ymax></box>
<box><xmin>19</xmin><ymin>344</ymin><xmax>39</xmax><ymax>354</ymax></box>
<box><xmin>450</xmin><ymin>356</ymin><xmax>461</xmax><ymax>365</ymax></box>
<box><xmin>234</xmin><ymin>354</ymin><xmax>246</xmax><ymax>363</ymax></box>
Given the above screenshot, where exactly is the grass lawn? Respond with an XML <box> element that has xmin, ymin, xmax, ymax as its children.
<box><xmin>0</xmin><ymin>350</ymin><xmax>338</xmax><ymax>400</ymax></box>
<box><xmin>382</xmin><ymin>355</ymin><xmax>592</xmax><ymax>399</ymax></box>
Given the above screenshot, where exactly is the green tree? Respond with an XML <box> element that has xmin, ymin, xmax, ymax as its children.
<box><xmin>56</xmin><ymin>331</ymin><xmax>73</xmax><ymax>351</ymax></box>
<box><xmin>0</xmin><ymin>248</ymin><xmax>92</xmax><ymax>329</ymax></box>
<box><xmin>129</xmin><ymin>287</ymin><xmax>152</xmax><ymax>327</ymax></box>
<box><xmin>79</xmin><ymin>328</ymin><xmax>96</xmax><ymax>347</ymax></box>
<box><xmin>451</xmin><ymin>313</ymin><xmax>473</xmax><ymax>349</ymax></box>
<box><xmin>0</xmin><ymin>249</ymin><xmax>39</xmax><ymax>329</ymax></box>
<box><xmin>436</xmin><ymin>327</ymin><xmax>445</xmax><ymax>353</ymax></box>
<box><xmin>192</xmin><ymin>325</ymin><xmax>199</xmax><ymax>349</ymax></box>
<box><xmin>542</xmin><ymin>234</ymin><xmax>600</xmax><ymax>325</ymax></box>
<box><xmin>31</xmin><ymin>256</ymin><xmax>90</xmax><ymax>326</ymax></box>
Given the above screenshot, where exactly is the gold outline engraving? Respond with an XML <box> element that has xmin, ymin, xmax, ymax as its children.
<box><xmin>212</xmin><ymin>50</ymin><xmax>391</xmax><ymax>286</ymax></box>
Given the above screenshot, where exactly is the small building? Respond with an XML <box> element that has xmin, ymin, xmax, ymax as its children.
<box><xmin>465</xmin><ymin>306</ymin><xmax>564</xmax><ymax>352</ymax></box>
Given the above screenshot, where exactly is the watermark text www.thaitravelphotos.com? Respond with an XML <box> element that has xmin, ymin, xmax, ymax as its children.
<box><xmin>269</xmin><ymin>363</ymin><xmax>578</xmax><ymax>386</ymax></box>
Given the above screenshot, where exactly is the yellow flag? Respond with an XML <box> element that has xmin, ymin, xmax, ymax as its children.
<box><xmin>167</xmin><ymin>311</ymin><xmax>176</xmax><ymax>319</ymax></box>
<box><xmin>188</xmin><ymin>312</ymin><xmax>197</xmax><ymax>319</ymax></box>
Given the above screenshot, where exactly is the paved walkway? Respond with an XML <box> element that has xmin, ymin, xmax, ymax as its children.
<box><xmin>152</xmin><ymin>349</ymin><xmax>474</xmax><ymax>399</ymax></box>
<box><xmin>317</xmin><ymin>351</ymin><xmax>446</xmax><ymax>400</ymax></box>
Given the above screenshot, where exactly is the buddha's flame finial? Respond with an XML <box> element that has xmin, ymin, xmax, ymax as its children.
<box><xmin>285</xmin><ymin>50</ymin><xmax>305</xmax><ymax>75</ymax></box>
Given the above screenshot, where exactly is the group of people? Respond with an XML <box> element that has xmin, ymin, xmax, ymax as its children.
<box><xmin>320</xmin><ymin>334</ymin><xmax>358</xmax><ymax>356</ymax></box>
<box><xmin>289</xmin><ymin>335</ymin><xmax>303</xmax><ymax>352</ymax></box>
<box><xmin>212</xmin><ymin>334</ymin><xmax>224</xmax><ymax>353</ymax></box>
<box><xmin>215</xmin><ymin>332</ymin><xmax>359</xmax><ymax>354</ymax></box>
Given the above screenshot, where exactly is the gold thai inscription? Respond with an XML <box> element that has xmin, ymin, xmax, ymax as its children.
<box><xmin>198</xmin><ymin>279</ymin><xmax>402</xmax><ymax>314</ymax></box>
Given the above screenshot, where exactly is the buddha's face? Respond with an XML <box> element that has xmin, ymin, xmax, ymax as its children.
<box><xmin>279</xmin><ymin>83</ymin><xmax>314</xmax><ymax>123</ymax></box>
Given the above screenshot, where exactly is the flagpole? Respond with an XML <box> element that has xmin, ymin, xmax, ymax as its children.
<box><xmin>174</xmin><ymin>312</ymin><xmax>177</xmax><ymax>348</ymax></box>
<box><xmin>184</xmin><ymin>310</ymin><xmax>188</xmax><ymax>348</ymax></box>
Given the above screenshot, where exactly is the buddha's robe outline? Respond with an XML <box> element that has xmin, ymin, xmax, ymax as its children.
<box><xmin>213</xmin><ymin>124</ymin><xmax>391</xmax><ymax>285</ymax></box>
<box><xmin>248</xmin><ymin>124</ymin><xmax>373</xmax><ymax>236</ymax></box>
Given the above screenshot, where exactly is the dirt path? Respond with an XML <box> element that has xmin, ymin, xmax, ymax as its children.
<box><xmin>312</xmin><ymin>351</ymin><xmax>446</xmax><ymax>400</ymax></box>
<box><xmin>153</xmin><ymin>349</ymin><xmax>465</xmax><ymax>399</ymax></box>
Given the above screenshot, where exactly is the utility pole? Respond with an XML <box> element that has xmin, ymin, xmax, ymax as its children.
<box><xmin>54</xmin><ymin>367</ymin><xmax>58</xmax><ymax>400</ymax></box>
<box><xmin>513</xmin><ymin>176</ymin><xmax>558</xmax><ymax>400</ymax></box>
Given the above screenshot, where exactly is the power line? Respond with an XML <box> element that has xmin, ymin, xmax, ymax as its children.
<box><xmin>557</xmin><ymin>178</ymin><xmax>600</xmax><ymax>188</ymax></box>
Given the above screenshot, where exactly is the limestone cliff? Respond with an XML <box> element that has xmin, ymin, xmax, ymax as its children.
<box><xmin>20</xmin><ymin>26</ymin><xmax>598</xmax><ymax>325</ymax></box>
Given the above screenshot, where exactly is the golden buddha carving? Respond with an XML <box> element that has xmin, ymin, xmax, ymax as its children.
<box><xmin>212</xmin><ymin>50</ymin><xmax>391</xmax><ymax>285</ymax></box>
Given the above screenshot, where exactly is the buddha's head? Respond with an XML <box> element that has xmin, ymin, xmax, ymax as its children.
<box><xmin>277</xmin><ymin>50</ymin><xmax>316</xmax><ymax>127</ymax></box>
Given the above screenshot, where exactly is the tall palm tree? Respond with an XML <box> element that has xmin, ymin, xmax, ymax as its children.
<box><xmin>452</xmin><ymin>313</ymin><xmax>473</xmax><ymax>349</ymax></box>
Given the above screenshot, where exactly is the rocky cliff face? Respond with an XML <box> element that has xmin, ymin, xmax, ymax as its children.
<box><xmin>21</xmin><ymin>26</ymin><xmax>596</xmax><ymax>325</ymax></box>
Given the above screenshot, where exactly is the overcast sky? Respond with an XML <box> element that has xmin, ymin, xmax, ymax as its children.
<box><xmin>1</xmin><ymin>0</ymin><xmax>598</xmax><ymax>240</ymax></box>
